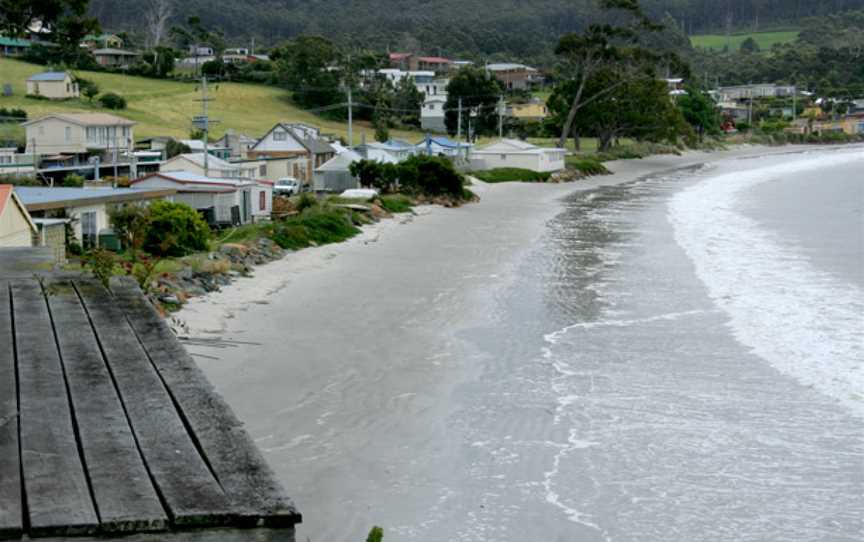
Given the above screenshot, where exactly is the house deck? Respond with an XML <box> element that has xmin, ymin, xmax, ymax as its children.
<box><xmin>0</xmin><ymin>276</ymin><xmax>300</xmax><ymax>540</ymax></box>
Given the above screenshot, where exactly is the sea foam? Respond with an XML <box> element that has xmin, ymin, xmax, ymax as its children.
<box><xmin>668</xmin><ymin>149</ymin><xmax>864</xmax><ymax>416</ymax></box>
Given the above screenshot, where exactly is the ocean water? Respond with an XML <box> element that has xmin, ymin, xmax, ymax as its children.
<box><xmin>445</xmin><ymin>148</ymin><xmax>864</xmax><ymax>541</ymax></box>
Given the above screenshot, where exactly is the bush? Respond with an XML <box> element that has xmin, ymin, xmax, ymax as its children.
<box><xmin>566</xmin><ymin>158</ymin><xmax>610</xmax><ymax>176</ymax></box>
<box><xmin>268</xmin><ymin>206</ymin><xmax>359</xmax><ymax>250</ymax></box>
<box><xmin>398</xmin><ymin>155</ymin><xmax>466</xmax><ymax>200</ymax></box>
<box><xmin>143</xmin><ymin>200</ymin><xmax>211</xmax><ymax>256</ymax></box>
<box><xmin>377</xmin><ymin>194</ymin><xmax>413</xmax><ymax>213</ymax></box>
<box><xmin>63</xmin><ymin>174</ymin><xmax>85</xmax><ymax>187</ymax></box>
<box><xmin>99</xmin><ymin>92</ymin><xmax>127</xmax><ymax>110</ymax></box>
<box><xmin>165</xmin><ymin>139</ymin><xmax>192</xmax><ymax>158</ymax></box>
<box><xmin>471</xmin><ymin>168</ymin><xmax>552</xmax><ymax>183</ymax></box>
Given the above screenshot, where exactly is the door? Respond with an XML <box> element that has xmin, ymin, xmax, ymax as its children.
<box><xmin>80</xmin><ymin>211</ymin><xmax>97</xmax><ymax>249</ymax></box>
<box><xmin>241</xmin><ymin>190</ymin><xmax>250</xmax><ymax>224</ymax></box>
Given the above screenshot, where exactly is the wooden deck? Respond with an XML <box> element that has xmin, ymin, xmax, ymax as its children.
<box><xmin>0</xmin><ymin>276</ymin><xmax>300</xmax><ymax>540</ymax></box>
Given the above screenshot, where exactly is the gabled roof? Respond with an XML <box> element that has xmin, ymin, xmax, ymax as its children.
<box><xmin>92</xmin><ymin>48</ymin><xmax>139</xmax><ymax>56</ymax></box>
<box><xmin>134</xmin><ymin>171</ymin><xmax>255</xmax><ymax>190</ymax></box>
<box><xmin>417</xmin><ymin>136</ymin><xmax>472</xmax><ymax>149</ymax></box>
<box><xmin>14</xmin><ymin>186</ymin><xmax>175</xmax><ymax>211</ymax></box>
<box><xmin>27</xmin><ymin>71</ymin><xmax>70</xmax><ymax>82</ymax></box>
<box><xmin>316</xmin><ymin>150</ymin><xmax>362</xmax><ymax>172</ymax></box>
<box><xmin>475</xmin><ymin>139</ymin><xmax>565</xmax><ymax>154</ymax></box>
<box><xmin>0</xmin><ymin>185</ymin><xmax>37</xmax><ymax>234</ymax></box>
<box><xmin>22</xmin><ymin>112</ymin><xmax>136</xmax><ymax>127</ymax></box>
<box><xmin>164</xmin><ymin>153</ymin><xmax>241</xmax><ymax>172</ymax></box>
<box><xmin>301</xmin><ymin>137</ymin><xmax>336</xmax><ymax>155</ymax></box>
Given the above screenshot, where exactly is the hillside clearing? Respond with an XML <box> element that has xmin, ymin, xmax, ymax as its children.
<box><xmin>690</xmin><ymin>30</ymin><xmax>799</xmax><ymax>52</ymax></box>
<box><xmin>0</xmin><ymin>58</ymin><xmax>423</xmax><ymax>145</ymax></box>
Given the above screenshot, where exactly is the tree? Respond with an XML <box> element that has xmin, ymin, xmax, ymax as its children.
<box><xmin>144</xmin><ymin>0</ymin><xmax>172</xmax><ymax>48</ymax></box>
<box><xmin>444</xmin><ymin>67</ymin><xmax>502</xmax><ymax>138</ymax></box>
<box><xmin>740</xmin><ymin>36</ymin><xmax>760</xmax><ymax>53</ymax></box>
<box><xmin>392</xmin><ymin>76</ymin><xmax>424</xmax><ymax>127</ymax></box>
<box><xmin>272</xmin><ymin>35</ymin><xmax>343</xmax><ymax>110</ymax></box>
<box><xmin>63</xmin><ymin>173</ymin><xmax>85</xmax><ymax>187</ymax></box>
<box><xmin>373</xmin><ymin>103</ymin><xmax>390</xmax><ymax>142</ymax></box>
<box><xmin>553</xmin><ymin>0</ymin><xmax>673</xmax><ymax>149</ymax></box>
<box><xmin>165</xmin><ymin>139</ymin><xmax>191</xmax><ymax>158</ymax></box>
<box><xmin>677</xmin><ymin>86</ymin><xmax>721</xmax><ymax>141</ymax></box>
<box><xmin>79</xmin><ymin>78</ymin><xmax>100</xmax><ymax>102</ymax></box>
<box><xmin>99</xmin><ymin>92</ymin><xmax>127</xmax><ymax>110</ymax></box>
<box><xmin>109</xmin><ymin>204</ymin><xmax>151</xmax><ymax>254</ymax></box>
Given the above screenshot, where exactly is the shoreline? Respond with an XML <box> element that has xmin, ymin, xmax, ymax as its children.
<box><xmin>175</xmin><ymin>143</ymin><xmax>837</xmax><ymax>337</ymax></box>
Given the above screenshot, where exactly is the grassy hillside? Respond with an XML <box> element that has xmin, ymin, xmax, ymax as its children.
<box><xmin>690</xmin><ymin>30</ymin><xmax>799</xmax><ymax>52</ymax></box>
<box><xmin>0</xmin><ymin>58</ymin><xmax>422</xmax><ymax>146</ymax></box>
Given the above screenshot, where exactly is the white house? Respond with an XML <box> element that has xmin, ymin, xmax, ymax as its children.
<box><xmin>416</xmin><ymin>136</ymin><xmax>472</xmax><ymax>160</ymax></box>
<box><xmin>421</xmin><ymin>96</ymin><xmax>448</xmax><ymax>133</ymax></box>
<box><xmin>248</xmin><ymin>123</ymin><xmax>336</xmax><ymax>184</ymax></box>
<box><xmin>23</xmin><ymin>113</ymin><xmax>136</xmax><ymax>156</ymax></box>
<box><xmin>26</xmin><ymin>71</ymin><xmax>79</xmax><ymax>99</ymax></box>
<box><xmin>470</xmin><ymin>139</ymin><xmax>566</xmax><ymax>173</ymax></box>
<box><xmin>161</xmin><ymin>153</ymin><xmax>257</xmax><ymax>179</ymax></box>
<box><xmin>132</xmin><ymin>171</ymin><xmax>265</xmax><ymax>225</ymax></box>
<box><xmin>313</xmin><ymin>150</ymin><xmax>363</xmax><ymax>193</ymax></box>
<box><xmin>0</xmin><ymin>185</ymin><xmax>37</xmax><ymax>247</ymax></box>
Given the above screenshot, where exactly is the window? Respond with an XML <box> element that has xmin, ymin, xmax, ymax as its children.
<box><xmin>80</xmin><ymin>211</ymin><xmax>97</xmax><ymax>249</ymax></box>
<box><xmin>500</xmin><ymin>154</ymin><xmax>507</xmax><ymax>160</ymax></box>
<box><xmin>259</xmin><ymin>164</ymin><xmax>267</xmax><ymax>176</ymax></box>
<box><xmin>274</xmin><ymin>131</ymin><xmax>287</xmax><ymax>141</ymax></box>
<box><xmin>259</xmin><ymin>191</ymin><xmax>266</xmax><ymax>211</ymax></box>
<box><xmin>65</xmin><ymin>127</ymin><xmax>71</xmax><ymax>142</ymax></box>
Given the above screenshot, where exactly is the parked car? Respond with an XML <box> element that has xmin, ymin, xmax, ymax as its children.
<box><xmin>274</xmin><ymin>177</ymin><xmax>301</xmax><ymax>196</ymax></box>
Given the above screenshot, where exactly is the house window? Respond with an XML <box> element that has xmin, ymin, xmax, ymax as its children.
<box><xmin>259</xmin><ymin>191</ymin><xmax>266</xmax><ymax>211</ymax></box>
<box><xmin>259</xmin><ymin>164</ymin><xmax>267</xmax><ymax>176</ymax></box>
<box><xmin>500</xmin><ymin>154</ymin><xmax>507</xmax><ymax>160</ymax></box>
<box><xmin>80</xmin><ymin>211</ymin><xmax>97</xmax><ymax>249</ymax></box>
<box><xmin>65</xmin><ymin>127</ymin><xmax>71</xmax><ymax>142</ymax></box>
<box><xmin>274</xmin><ymin>131</ymin><xmax>287</xmax><ymax>141</ymax></box>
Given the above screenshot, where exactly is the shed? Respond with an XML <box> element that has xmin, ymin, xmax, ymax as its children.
<box><xmin>0</xmin><ymin>185</ymin><xmax>37</xmax><ymax>247</ymax></box>
<box><xmin>26</xmin><ymin>71</ymin><xmax>79</xmax><ymax>99</ymax></box>
<box><xmin>313</xmin><ymin>150</ymin><xmax>362</xmax><ymax>193</ymax></box>
<box><xmin>133</xmin><ymin>171</ymin><xmax>260</xmax><ymax>226</ymax></box>
<box><xmin>470</xmin><ymin>139</ymin><xmax>566</xmax><ymax>173</ymax></box>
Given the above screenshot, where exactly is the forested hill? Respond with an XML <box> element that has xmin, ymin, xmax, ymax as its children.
<box><xmin>90</xmin><ymin>0</ymin><xmax>864</xmax><ymax>60</ymax></box>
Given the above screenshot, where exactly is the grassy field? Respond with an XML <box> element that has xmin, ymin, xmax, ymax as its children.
<box><xmin>690</xmin><ymin>30</ymin><xmax>799</xmax><ymax>52</ymax></box>
<box><xmin>0</xmin><ymin>58</ymin><xmax>423</xmax><ymax>145</ymax></box>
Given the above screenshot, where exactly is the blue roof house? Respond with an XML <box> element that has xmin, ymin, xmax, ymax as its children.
<box><xmin>26</xmin><ymin>71</ymin><xmax>79</xmax><ymax>100</ymax></box>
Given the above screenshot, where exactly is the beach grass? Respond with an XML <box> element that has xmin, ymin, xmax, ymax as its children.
<box><xmin>690</xmin><ymin>30</ymin><xmax>799</xmax><ymax>52</ymax></box>
<box><xmin>471</xmin><ymin>168</ymin><xmax>552</xmax><ymax>183</ymax></box>
<box><xmin>0</xmin><ymin>57</ymin><xmax>424</xmax><ymax>144</ymax></box>
<box><xmin>377</xmin><ymin>194</ymin><xmax>414</xmax><ymax>213</ymax></box>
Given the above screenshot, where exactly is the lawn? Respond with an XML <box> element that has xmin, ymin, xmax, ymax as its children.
<box><xmin>690</xmin><ymin>30</ymin><xmax>799</xmax><ymax>52</ymax></box>
<box><xmin>0</xmin><ymin>57</ymin><xmax>423</xmax><ymax>145</ymax></box>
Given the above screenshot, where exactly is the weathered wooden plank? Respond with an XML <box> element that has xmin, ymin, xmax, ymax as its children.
<box><xmin>10</xmin><ymin>279</ymin><xmax>99</xmax><ymax>537</ymax></box>
<box><xmin>74</xmin><ymin>280</ymin><xmax>233</xmax><ymax>528</ymax></box>
<box><xmin>44</xmin><ymin>280</ymin><xmax>168</xmax><ymax>533</ymax></box>
<box><xmin>0</xmin><ymin>281</ymin><xmax>23</xmax><ymax>540</ymax></box>
<box><xmin>109</xmin><ymin>278</ymin><xmax>301</xmax><ymax>528</ymax></box>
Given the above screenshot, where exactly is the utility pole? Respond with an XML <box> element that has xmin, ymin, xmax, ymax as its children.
<box><xmin>792</xmin><ymin>85</ymin><xmax>797</xmax><ymax>122</ymax></box>
<box><xmin>194</xmin><ymin>76</ymin><xmax>218</xmax><ymax>177</ymax></box>
<box><xmin>347</xmin><ymin>85</ymin><xmax>353</xmax><ymax>148</ymax></box>
<box><xmin>498</xmin><ymin>95</ymin><xmax>504</xmax><ymax>139</ymax></box>
<box><xmin>112</xmin><ymin>129</ymin><xmax>118</xmax><ymax>181</ymax></box>
<box><xmin>457</xmin><ymin>98</ymin><xmax>463</xmax><ymax>140</ymax></box>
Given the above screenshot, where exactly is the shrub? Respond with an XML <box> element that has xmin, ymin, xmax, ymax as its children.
<box><xmin>83</xmin><ymin>248</ymin><xmax>119</xmax><ymax>289</ymax></box>
<box><xmin>377</xmin><ymin>194</ymin><xmax>413</xmax><ymax>213</ymax></box>
<box><xmin>268</xmin><ymin>206</ymin><xmax>359</xmax><ymax>251</ymax></box>
<box><xmin>99</xmin><ymin>92</ymin><xmax>127</xmax><ymax>110</ymax></box>
<box><xmin>397</xmin><ymin>155</ymin><xmax>465</xmax><ymax>200</ymax></box>
<box><xmin>143</xmin><ymin>200</ymin><xmax>211</xmax><ymax>256</ymax></box>
<box><xmin>566</xmin><ymin>158</ymin><xmax>610</xmax><ymax>176</ymax></box>
<box><xmin>165</xmin><ymin>139</ymin><xmax>192</xmax><ymax>159</ymax></box>
<box><xmin>78</xmin><ymin>78</ymin><xmax>100</xmax><ymax>102</ymax></box>
<box><xmin>296</xmin><ymin>192</ymin><xmax>318</xmax><ymax>212</ymax></box>
<box><xmin>63</xmin><ymin>174</ymin><xmax>85</xmax><ymax>187</ymax></box>
<box><xmin>471</xmin><ymin>168</ymin><xmax>552</xmax><ymax>183</ymax></box>
<box><xmin>366</xmin><ymin>526</ymin><xmax>383</xmax><ymax>542</ymax></box>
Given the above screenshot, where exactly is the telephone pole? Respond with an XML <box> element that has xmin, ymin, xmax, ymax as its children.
<box><xmin>498</xmin><ymin>95</ymin><xmax>504</xmax><ymax>139</ymax></box>
<box><xmin>457</xmin><ymin>98</ymin><xmax>463</xmax><ymax>140</ymax></box>
<box><xmin>347</xmin><ymin>85</ymin><xmax>353</xmax><ymax>148</ymax></box>
<box><xmin>194</xmin><ymin>76</ymin><xmax>218</xmax><ymax>177</ymax></box>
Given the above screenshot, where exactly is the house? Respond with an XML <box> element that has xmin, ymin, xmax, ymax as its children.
<box><xmin>247</xmin><ymin>123</ymin><xmax>336</xmax><ymax>184</ymax></box>
<box><xmin>313</xmin><ymin>150</ymin><xmax>363</xmax><ymax>193</ymax></box>
<box><xmin>214</xmin><ymin>130</ymin><xmax>258</xmax><ymax>159</ymax></box>
<box><xmin>14</xmin><ymin>186</ymin><xmax>175</xmax><ymax>248</ymax></box>
<box><xmin>26</xmin><ymin>71</ymin><xmax>79</xmax><ymax>99</ymax></box>
<box><xmin>416</xmin><ymin>135</ymin><xmax>472</xmax><ymax>160</ymax></box>
<box><xmin>82</xmin><ymin>33</ymin><xmax>124</xmax><ymax>50</ymax></box>
<box><xmin>0</xmin><ymin>185</ymin><xmax>37</xmax><ymax>247</ymax></box>
<box><xmin>356</xmin><ymin>140</ymin><xmax>416</xmax><ymax>162</ymax></box>
<box><xmin>389</xmin><ymin>52</ymin><xmax>414</xmax><ymax>71</ymax></box>
<box><xmin>132</xmin><ymin>171</ymin><xmax>261</xmax><ymax>225</ymax></box>
<box><xmin>507</xmin><ymin>99</ymin><xmax>548</xmax><ymax>121</ymax></box>
<box><xmin>470</xmin><ymin>139</ymin><xmax>565</xmax><ymax>173</ymax></box>
<box><xmin>0</xmin><ymin>148</ymin><xmax>35</xmax><ymax>177</ymax></box>
<box><xmin>93</xmin><ymin>48</ymin><xmax>140</xmax><ymax>69</ymax></box>
<box><xmin>416</xmin><ymin>57</ymin><xmax>452</xmax><ymax>74</ymax></box>
<box><xmin>486</xmin><ymin>63</ymin><xmax>541</xmax><ymax>91</ymax></box>
<box><xmin>0</xmin><ymin>36</ymin><xmax>31</xmax><ymax>57</ymax></box>
<box><xmin>421</xmin><ymin>96</ymin><xmax>448</xmax><ymax>133</ymax></box>
<box><xmin>231</xmin><ymin>156</ymin><xmax>309</xmax><ymax>183</ymax></box>
<box><xmin>161</xmin><ymin>153</ymin><xmax>258</xmax><ymax>179</ymax></box>
<box><xmin>136</xmin><ymin>136</ymin><xmax>174</xmax><ymax>153</ymax></box>
<box><xmin>23</xmin><ymin>113</ymin><xmax>136</xmax><ymax>156</ymax></box>
<box><xmin>717</xmin><ymin>84</ymin><xmax>796</xmax><ymax>102</ymax></box>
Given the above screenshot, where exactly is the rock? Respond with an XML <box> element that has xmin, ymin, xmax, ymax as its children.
<box><xmin>160</xmin><ymin>294</ymin><xmax>181</xmax><ymax>305</ymax></box>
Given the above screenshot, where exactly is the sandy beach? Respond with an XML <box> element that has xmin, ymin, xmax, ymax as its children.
<box><xmin>176</xmin><ymin>144</ymin><xmax>862</xmax><ymax>542</ymax></box>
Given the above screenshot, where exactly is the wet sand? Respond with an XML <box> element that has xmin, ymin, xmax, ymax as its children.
<box><xmin>177</xmin><ymin>145</ymin><xmax>845</xmax><ymax>542</ymax></box>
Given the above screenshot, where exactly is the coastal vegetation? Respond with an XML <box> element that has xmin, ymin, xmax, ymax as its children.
<box><xmin>471</xmin><ymin>168</ymin><xmax>553</xmax><ymax>183</ymax></box>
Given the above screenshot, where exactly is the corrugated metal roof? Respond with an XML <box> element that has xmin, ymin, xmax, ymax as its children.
<box><xmin>27</xmin><ymin>71</ymin><xmax>70</xmax><ymax>82</ymax></box>
<box><xmin>22</xmin><ymin>112</ymin><xmax>136</xmax><ymax>127</ymax></box>
<box><xmin>14</xmin><ymin>186</ymin><xmax>173</xmax><ymax>209</ymax></box>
